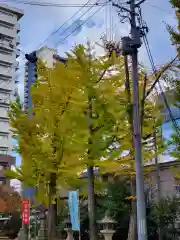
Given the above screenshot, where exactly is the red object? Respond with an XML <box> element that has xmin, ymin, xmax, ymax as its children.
<box><xmin>21</xmin><ymin>199</ymin><xmax>30</xmax><ymax>225</ymax></box>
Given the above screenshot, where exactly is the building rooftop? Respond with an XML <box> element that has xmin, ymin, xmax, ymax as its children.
<box><xmin>53</xmin><ymin>54</ymin><xmax>67</xmax><ymax>63</ymax></box>
<box><xmin>0</xmin><ymin>3</ymin><xmax>24</xmax><ymax>20</ymax></box>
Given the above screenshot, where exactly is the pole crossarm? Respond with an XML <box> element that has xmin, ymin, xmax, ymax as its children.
<box><xmin>112</xmin><ymin>2</ymin><xmax>131</xmax><ymax>13</ymax></box>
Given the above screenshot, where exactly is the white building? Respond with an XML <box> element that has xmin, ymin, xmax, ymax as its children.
<box><xmin>0</xmin><ymin>3</ymin><xmax>24</xmax><ymax>181</ymax></box>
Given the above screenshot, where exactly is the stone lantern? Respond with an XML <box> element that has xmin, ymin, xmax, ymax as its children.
<box><xmin>64</xmin><ymin>217</ymin><xmax>74</xmax><ymax>240</ymax></box>
<box><xmin>98</xmin><ymin>213</ymin><xmax>116</xmax><ymax>240</ymax></box>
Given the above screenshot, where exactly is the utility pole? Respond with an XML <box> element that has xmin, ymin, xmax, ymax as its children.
<box><xmin>112</xmin><ymin>0</ymin><xmax>147</xmax><ymax>239</ymax></box>
<box><xmin>130</xmin><ymin>1</ymin><xmax>147</xmax><ymax>240</ymax></box>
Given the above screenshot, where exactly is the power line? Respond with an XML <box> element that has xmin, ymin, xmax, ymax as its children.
<box><xmin>8</xmin><ymin>0</ymin><xmax>108</xmax><ymax>81</ymax></box>
<box><xmin>55</xmin><ymin>3</ymin><xmax>107</xmax><ymax>47</ymax></box>
<box><xmin>0</xmin><ymin>1</ymin><xmax>111</xmax><ymax>99</ymax></box>
<box><xmin>2</xmin><ymin>0</ymin><xmax>102</xmax><ymax>86</ymax></box>
<box><xmin>146</xmin><ymin>3</ymin><xmax>173</xmax><ymax>15</ymax></box>
<box><xmin>0</xmin><ymin>0</ymin><xmax>173</xmax><ymax>14</ymax></box>
<box><xmin>138</xmin><ymin>7</ymin><xmax>180</xmax><ymax>138</ymax></box>
<box><xmin>3</xmin><ymin>0</ymin><xmax>109</xmax><ymax>101</ymax></box>
<box><xmin>36</xmin><ymin>0</ymin><xmax>99</xmax><ymax>49</ymax></box>
<box><xmin>0</xmin><ymin>0</ymin><xmax>106</xmax><ymax>7</ymax></box>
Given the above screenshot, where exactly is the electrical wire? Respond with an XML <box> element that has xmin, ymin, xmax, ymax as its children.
<box><xmin>146</xmin><ymin>3</ymin><xmax>174</xmax><ymax>15</ymax></box>
<box><xmin>0</xmin><ymin>0</ymin><xmax>173</xmax><ymax>15</ymax></box>
<box><xmin>0</xmin><ymin>0</ymin><xmax>106</xmax><ymax>7</ymax></box>
<box><xmin>6</xmin><ymin>0</ymin><xmax>107</xmax><ymax>82</ymax></box>
<box><xmin>21</xmin><ymin>0</ymin><xmax>105</xmax><ymax>60</ymax></box>
<box><xmin>55</xmin><ymin>3</ymin><xmax>107</xmax><ymax>47</ymax></box>
<box><xmin>0</xmin><ymin>0</ymin><xmax>109</xmax><ymax>103</ymax></box>
<box><xmin>138</xmin><ymin>7</ymin><xmax>180</xmax><ymax>137</ymax></box>
<box><xmin>0</xmin><ymin>0</ymin><xmax>102</xmax><ymax>89</ymax></box>
<box><xmin>109</xmin><ymin>0</ymin><xmax>112</xmax><ymax>40</ymax></box>
<box><xmin>55</xmin><ymin>0</ymin><xmax>105</xmax><ymax>47</ymax></box>
<box><xmin>95</xmin><ymin>19</ymin><xmax>120</xmax><ymax>46</ymax></box>
<box><xmin>0</xmin><ymin>0</ymin><xmax>113</xmax><ymax>102</ymax></box>
<box><xmin>36</xmin><ymin>0</ymin><xmax>98</xmax><ymax>49</ymax></box>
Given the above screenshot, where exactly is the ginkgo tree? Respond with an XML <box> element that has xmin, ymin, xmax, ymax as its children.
<box><xmin>95</xmin><ymin>50</ymin><xmax>165</xmax><ymax>240</ymax></box>
<box><xmin>63</xmin><ymin>44</ymin><xmax>123</xmax><ymax>240</ymax></box>
<box><xmin>7</xmin><ymin>58</ymin><xmax>91</xmax><ymax>240</ymax></box>
<box><xmin>7</xmin><ymin>43</ymin><xmax>165</xmax><ymax>240</ymax></box>
<box><xmin>7</xmin><ymin>45</ymin><xmax>121</xmax><ymax>240</ymax></box>
<box><xmin>65</xmin><ymin>44</ymin><xmax>165</xmax><ymax>240</ymax></box>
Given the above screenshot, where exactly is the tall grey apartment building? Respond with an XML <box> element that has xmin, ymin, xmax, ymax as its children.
<box><xmin>0</xmin><ymin>3</ymin><xmax>23</xmax><ymax>182</ymax></box>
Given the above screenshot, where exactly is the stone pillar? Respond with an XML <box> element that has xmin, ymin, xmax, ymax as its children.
<box><xmin>64</xmin><ymin>217</ymin><xmax>74</xmax><ymax>240</ymax></box>
<box><xmin>17</xmin><ymin>226</ymin><xmax>28</xmax><ymax>240</ymax></box>
<box><xmin>37</xmin><ymin>215</ymin><xmax>47</xmax><ymax>240</ymax></box>
<box><xmin>100</xmin><ymin>229</ymin><xmax>115</xmax><ymax>240</ymax></box>
<box><xmin>64</xmin><ymin>228</ymin><xmax>74</xmax><ymax>240</ymax></box>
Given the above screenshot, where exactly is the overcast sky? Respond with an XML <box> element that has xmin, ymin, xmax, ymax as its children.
<box><xmin>0</xmin><ymin>0</ymin><xmax>177</xmax><ymax>167</ymax></box>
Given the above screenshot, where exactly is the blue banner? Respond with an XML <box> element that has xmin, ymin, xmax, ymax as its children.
<box><xmin>68</xmin><ymin>191</ymin><xmax>80</xmax><ymax>231</ymax></box>
<box><xmin>23</xmin><ymin>187</ymin><xmax>36</xmax><ymax>198</ymax></box>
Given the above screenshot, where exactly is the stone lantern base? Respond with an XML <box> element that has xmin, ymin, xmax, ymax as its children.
<box><xmin>64</xmin><ymin>228</ymin><xmax>74</xmax><ymax>240</ymax></box>
<box><xmin>100</xmin><ymin>229</ymin><xmax>115</xmax><ymax>240</ymax></box>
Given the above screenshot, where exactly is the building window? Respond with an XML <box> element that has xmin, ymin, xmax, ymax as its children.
<box><xmin>0</xmin><ymin>21</ymin><xmax>13</xmax><ymax>29</ymax></box>
<box><xmin>0</xmin><ymin>150</ymin><xmax>7</xmax><ymax>155</ymax></box>
<box><xmin>0</xmin><ymin>147</ymin><xmax>8</xmax><ymax>155</ymax></box>
<box><xmin>0</xmin><ymin>106</ymin><xmax>9</xmax><ymax>118</ymax></box>
<box><xmin>0</xmin><ymin>92</ymin><xmax>10</xmax><ymax>104</ymax></box>
<box><xmin>0</xmin><ymin>61</ymin><xmax>12</xmax><ymax>68</ymax></box>
<box><xmin>0</xmin><ymin>132</ymin><xmax>8</xmax><ymax>140</ymax></box>
<box><xmin>175</xmin><ymin>185</ymin><xmax>180</xmax><ymax>194</ymax></box>
<box><xmin>0</xmin><ymin>49</ymin><xmax>12</xmax><ymax>55</ymax></box>
<box><xmin>0</xmin><ymin>10</ymin><xmax>13</xmax><ymax>17</ymax></box>
<box><xmin>0</xmin><ymin>165</ymin><xmax>4</xmax><ymax>171</ymax></box>
<box><xmin>0</xmin><ymin>178</ymin><xmax>6</xmax><ymax>184</ymax></box>
<box><xmin>0</xmin><ymin>117</ymin><xmax>9</xmax><ymax>123</ymax></box>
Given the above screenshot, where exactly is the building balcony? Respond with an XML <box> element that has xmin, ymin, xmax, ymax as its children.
<box><xmin>0</xmin><ymin>25</ymin><xmax>16</xmax><ymax>38</ymax></box>
<box><xmin>15</xmin><ymin>61</ymin><xmax>19</xmax><ymax>71</ymax></box>
<box><xmin>16</xmin><ymin>35</ymin><xmax>20</xmax><ymax>45</ymax></box>
<box><xmin>0</xmin><ymin>138</ymin><xmax>10</xmax><ymax>149</ymax></box>
<box><xmin>0</xmin><ymin>155</ymin><xmax>15</xmax><ymax>165</ymax></box>
<box><xmin>0</xmin><ymin>12</ymin><xmax>17</xmax><ymax>26</ymax></box>
<box><xmin>0</xmin><ymin>80</ymin><xmax>13</xmax><ymax>91</ymax></box>
<box><xmin>0</xmin><ymin>99</ymin><xmax>9</xmax><ymax>105</ymax></box>
<box><xmin>16</xmin><ymin>49</ymin><xmax>20</xmax><ymax>58</ymax></box>
<box><xmin>24</xmin><ymin>93</ymin><xmax>28</xmax><ymax>98</ymax></box>
<box><xmin>14</xmin><ymin>87</ymin><xmax>18</xmax><ymax>97</ymax></box>
<box><xmin>0</xmin><ymin>98</ymin><xmax>10</xmax><ymax>105</ymax></box>
<box><xmin>15</xmin><ymin>78</ymin><xmax>19</xmax><ymax>84</ymax></box>
<box><xmin>0</xmin><ymin>120</ymin><xmax>9</xmax><ymax>134</ymax></box>
<box><xmin>17</xmin><ymin>23</ymin><xmax>20</xmax><ymax>33</ymax></box>
<box><xmin>0</xmin><ymin>52</ymin><xmax>14</xmax><ymax>64</ymax></box>
<box><xmin>0</xmin><ymin>66</ymin><xmax>13</xmax><ymax>78</ymax></box>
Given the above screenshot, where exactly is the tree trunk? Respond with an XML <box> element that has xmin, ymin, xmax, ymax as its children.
<box><xmin>127</xmin><ymin>178</ymin><xmax>137</xmax><ymax>240</ymax></box>
<box><xmin>87</xmin><ymin>166</ymin><xmax>97</xmax><ymax>240</ymax></box>
<box><xmin>48</xmin><ymin>173</ymin><xmax>57</xmax><ymax>240</ymax></box>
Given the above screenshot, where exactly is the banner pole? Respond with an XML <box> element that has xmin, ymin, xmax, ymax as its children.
<box><xmin>28</xmin><ymin>198</ymin><xmax>31</xmax><ymax>240</ymax></box>
<box><xmin>78</xmin><ymin>190</ymin><xmax>81</xmax><ymax>240</ymax></box>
